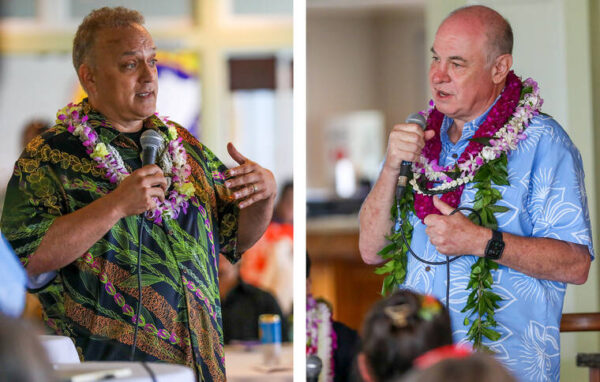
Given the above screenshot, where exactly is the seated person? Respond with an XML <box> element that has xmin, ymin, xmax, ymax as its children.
<box><xmin>306</xmin><ymin>253</ymin><xmax>360</xmax><ymax>382</ymax></box>
<box><xmin>219</xmin><ymin>254</ymin><xmax>288</xmax><ymax>344</ymax></box>
<box><xmin>357</xmin><ymin>290</ymin><xmax>453</xmax><ymax>382</ymax></box>
<box><xmin>401</xmin><ymin>351</ymin><xmax>516</xmax><ymax>382</ymax></box>
<box><xmin>240</xmin><ymin>181</ymin><xmax>293</xmax><ymax>315</ymax></box>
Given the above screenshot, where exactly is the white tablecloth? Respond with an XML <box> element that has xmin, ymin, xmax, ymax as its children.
<box><xmin>39</xmin><ymin>335</ymin><xmax>81</xmax><ymax>364</ymax></box>
<box><xmin>53</xmin><ymin>361</ymin><xmax>195</xmax><ymax>382</ymax></box>
<box><xmin>224</xmin><ymin>344</ymin><xmax>293</xmax><ymax>382</ymax></box>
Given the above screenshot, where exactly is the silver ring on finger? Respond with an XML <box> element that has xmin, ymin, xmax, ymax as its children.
<box><xmin>252</xmin><ymin>183</ymin><xmax>258</xmax><ymax>194</ymax></box>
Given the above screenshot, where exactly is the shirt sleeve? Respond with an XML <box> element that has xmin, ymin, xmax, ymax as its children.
<box><xmin>526</xmin><ymin>122</ymin><xmax>594</xmax><ymax>259</ymax></box>
<box><xmin>204</xmin><ymin>146</ymin><xmax>240</xmax><ymax>262</ymax></box>
<box><xmin>1</xmin><ymin>143</ymin><xmax>67</xmax><ymax>269</ymax></box>
<box><xmin>0</xmin><ymin>234</ymin><xmax>26</xmax><ymax>317</ymax></box>
<box><xmin>176</xmin><ymin>127</ymin><xmax>240</xmax><ymax>263</ymax></box>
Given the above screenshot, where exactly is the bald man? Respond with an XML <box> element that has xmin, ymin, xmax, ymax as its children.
<box><xmin>359</xmin><ymin>6</ymin><xmax>592</xmax><ymax>381</ymax></box>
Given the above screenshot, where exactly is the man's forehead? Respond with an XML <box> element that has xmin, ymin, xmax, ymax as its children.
<box><xmin>96</xmin><ymin>25</ymin><xmax>155</xmax><ymax>52</ymax></box>
<box><xmin>432</xmin><ymin>20</ymin><xmax>486</xmax><ymax>59</ymax></box>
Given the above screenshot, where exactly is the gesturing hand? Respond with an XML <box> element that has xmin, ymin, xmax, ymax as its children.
<box><xmin>423</xmin><ymin>196</ymin><xmax>487</xmax><ymax>256</ymax></box>
<box><xmin>225</xmin><ymin>143</ymin><xmax>276</xmax><ymax>209</ymax></box>
<box><xmin>110</xmin><ymin>165</ymin><xmax>168</xmax><ymax>218</ymax></box>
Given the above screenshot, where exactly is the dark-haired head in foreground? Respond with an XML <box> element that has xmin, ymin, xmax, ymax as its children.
<box><xmin>358</xmin><ymin>290</ymin><xmax>452</xmax><ymax>382</ymax></box>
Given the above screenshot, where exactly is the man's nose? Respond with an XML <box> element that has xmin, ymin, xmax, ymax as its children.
<box><xmin>430</xmin><ymin>63</ymin><xmax>449</xmax><ymax>84</ymax></box>
<box><xmin>139</xmin><ymin>62</ymin><xmax>156</xmax><ymax>82</ymax></box>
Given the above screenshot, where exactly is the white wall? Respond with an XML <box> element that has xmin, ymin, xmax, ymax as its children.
<box><xmin>307</xmin><ymin>13</ymin><xmax>379</xmax><ymax>189</ymax></box>
<box><xmin>307</xmin><ymin>8</ymin><xmax>427</xmax><ymax>190</ymax></box>
<box><xmin>0</xmin><ymin>54</ymin><xmax>77</xmax><ymax>208</ymax></box>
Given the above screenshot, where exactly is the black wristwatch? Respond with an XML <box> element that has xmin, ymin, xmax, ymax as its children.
<box><xmin>484</xmin><ymin>229</ymin><xmax>505</xmax><ymax>260</ymax></box>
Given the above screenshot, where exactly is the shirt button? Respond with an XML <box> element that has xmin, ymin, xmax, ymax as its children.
<box><xmin>425</xmin><ymin>266</ymin><xmax>431</xmax><ymax>272</ymax></box>
<box><xmin>452</xmin><ymin>153</ymin><xmax>458</xmax><ymax>159</ymax></box>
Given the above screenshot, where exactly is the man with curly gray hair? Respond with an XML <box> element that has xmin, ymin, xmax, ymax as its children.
<box><xmin>1</xmin><ymin>7</ymin><xmax>277</xmax><ymax>382</ymax></box>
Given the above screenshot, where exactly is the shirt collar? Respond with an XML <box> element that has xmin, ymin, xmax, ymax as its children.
<box><xmin>80</xmin><ymin>98</ymin><xmax>167</xmax><ymax>146</ymax></box>
<box><xmin>440</xmin><ymin>95</ymin><xmax>501</xmax><ymax>146</ymax></box>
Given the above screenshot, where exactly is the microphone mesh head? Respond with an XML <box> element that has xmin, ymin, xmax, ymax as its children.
<box><xmin>140</xmin><ymin>129</ymin><xmax>164</xmax><ymax>150</ymax></box>
<box><xmin>306</xmin><ymin>354</ymin><xmax>322</xmax><ymax>378</ymax></box>
<box><xmin>405</xmin><ymin>112</ymin><xmax>427</xmax><ymax>130</ymax></box>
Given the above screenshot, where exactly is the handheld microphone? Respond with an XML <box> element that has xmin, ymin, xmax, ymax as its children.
<box><xmin>396</xmin><ymin>113</ymin><xmax>427</xmax><ymax>201</ymax></box>
<box><xmin>306</xmin><ymin>354</ymin><xmax>322</xmax><ymax>382</ymax></box>
<box><xmin>140</xmin><ymin>129</ymin><xmax>164</xmax><ymax>166</ymax></box>
<box><xmin>131</xmin><ymin>129</ymin><xmax>164</xmax><ymax>362</ymax></box>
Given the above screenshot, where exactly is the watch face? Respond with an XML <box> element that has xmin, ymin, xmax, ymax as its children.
<box><xmin>486</xmin><ymin>240</ymin><xmax>505</xmax><ymax>260</ymax></box>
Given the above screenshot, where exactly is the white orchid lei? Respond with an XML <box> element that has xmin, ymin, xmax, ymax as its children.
<box><xmin>56</xmin><ymin>103</ymin><xmax>196</xmax><ymax>224</ymax></box>
<box><xmin>410</xmin><ymin>76</ymin><xmax>542</xmax><ymax>195</ymax></box>
<box><xmin>307</xmin><ymin>294</ymin><xmax>336</xmax><ymax>382</ymax></box>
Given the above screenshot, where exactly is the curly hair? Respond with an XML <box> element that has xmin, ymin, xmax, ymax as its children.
<box><xmin>72</xmin><ymin>6</ymin><xmax>145</xmax><ymax>71</ymax></box>
<box><xmin>361</xmin><ymin>290</ymin><xmax>453</xmax><ymax>381</ymax></box>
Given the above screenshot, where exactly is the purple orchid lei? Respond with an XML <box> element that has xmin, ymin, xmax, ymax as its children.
<box><xmin>410</xmin><ymin>71</ymin><xmax>542</xmax><ymax>222</ymax></box>
<box><xmin>56</xmin><ymin>103</ymin><xmax>197</xmax><ymax>224</ymax></box>
<box><xmin>307</xmin><ymin>293</ymin><xmax>337</xmax><ymax>382</ymax></box>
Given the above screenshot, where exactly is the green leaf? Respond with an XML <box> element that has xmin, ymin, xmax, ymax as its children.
<box><xmin>378</xmin><ymin>243</ymin><xmax>397</xmax><ymax>256</ymax></box>
<box><xmin>374</xmin><ymin>260</ymin><xmax>395</xmax><ymax>275</ymax></box>
<box><xmin>487</xmin><ymin>205</ymin><xmax>510</xmax><ymax>213</ymax></box>
<box><xmin>120</xmin><ymin>274</ymin><xmax>165</xmax><ymax>288</ymax></box>
<box><xmin>469</xmin><ymin>137</ymin><xmax>493</xmax><ymax>145</ymax></box>
<box><xmin>463</xmin><ymin>317</ymin><xmax>470</xmax><ymax>326</ymax></box>
<box><xmin>473</xmin><ymin>166</ymin><xmax>491</xmax><ymax>182</ymax></box>
<box><xmin>482</xmin><ymin>328</ymin><xmax>501</xmax><ymax>341</ymax></box>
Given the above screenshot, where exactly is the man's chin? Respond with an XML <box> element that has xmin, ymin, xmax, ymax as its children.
<box><xmin>134</xmin><ymin>104</ymin><xmax>157</xmax><ymax>120</ymax></box>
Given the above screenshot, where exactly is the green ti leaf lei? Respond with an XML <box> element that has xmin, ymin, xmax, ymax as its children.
<box><xmin>376</xmin><ymin>157</ymin><xmax>509</xmax><ymax>350</ymax></box>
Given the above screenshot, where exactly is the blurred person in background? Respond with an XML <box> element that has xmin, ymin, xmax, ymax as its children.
<box><xmin>21</xmin><ymin>119</ymin><xmax>50</xmax><ymax>149</ymax></box>
<box><xmin>0</xmin><ymin>234</ymin><xmax>26</xmax><ymax>317</ymax></box>
<box><xmin>0</xmin><ymin>314</ymin><xmax>57</xmax><ymax>382</ymax></box>
<box><xmin>357</xmin><ymin>290</ymin><xmax>453</xmax><ymax>382</ymax></box>
<box><xmin>218</xmin><ymin>253</ymin><xmax>287</xmax><ymax>344</ymax></box>
<box><xmin>307</xmin><ymin>253</ymin><xmax>359</xmax><ymax>382</ymax></box>
<box><xmin>1</xmin><ymin>7</ymin><xmax>276</xmax><ymax>381</ymax></box>
<box><xmin>241</xmin><ymin>181</ymin><xmax>293</xmax><ymax>315</ymax></box>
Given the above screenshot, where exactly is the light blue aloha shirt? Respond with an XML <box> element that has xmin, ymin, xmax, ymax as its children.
<box><xmin>402</xmin><ymin>102</ymin><xmax>595</xmax><ymax>382</ymax></box>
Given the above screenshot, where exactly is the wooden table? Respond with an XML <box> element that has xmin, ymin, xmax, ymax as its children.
<box><xmin>224</xmin><ymin>344</ymin><xmax>293</xmax><ymax>382</ymax></box>
<box><xmin>577</xmin><ymin>353</ymin><xmax>600</xmax><ymax>382</ymax></box>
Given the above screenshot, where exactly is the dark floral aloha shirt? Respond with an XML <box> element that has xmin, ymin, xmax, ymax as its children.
<box><xmin>1</xmin><ymin>99</ymin><xmax>239</xmax><ymax>381</ymax></box>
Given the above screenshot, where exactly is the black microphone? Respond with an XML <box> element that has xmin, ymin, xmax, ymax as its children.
<box><xmin>306</xmin><ymin>354</ymin><xmax>322</xmax><ymax>382</ymax></box>
<box><xmin>140</xmin><ymin>129</ymin><xmax>164</xmax><ymax>166</ymax></box>
<box><xmin>396</xmin><ymin>112</ymin><xmax>427</xmax><ymax>201</ymax></box>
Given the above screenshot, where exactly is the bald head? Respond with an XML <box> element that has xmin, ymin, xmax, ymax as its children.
<box><xmin>441</xmin><ymin>5</ymin><xmax>513</xmax><ymax>66</ymax></box>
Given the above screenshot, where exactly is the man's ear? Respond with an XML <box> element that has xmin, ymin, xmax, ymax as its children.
<box><xmin>78</xmin><ymin>63</ymin><xmax>96</xmax><ymax>97</ymax></box>
<box><xmin>491</xmin><ymin>53</ymin><xmax>513</xmax><ymax>85</ymax></box>
<box><xmin>357</xmin><ymin>353</ymin><xmax>375</xmax><ymax>382</ymax></box>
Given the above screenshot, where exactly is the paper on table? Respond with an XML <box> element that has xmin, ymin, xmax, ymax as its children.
<box><xmin>55</xmin><ymin>367</ymin><xmax>132</xmax><ymax>382</ymax></box>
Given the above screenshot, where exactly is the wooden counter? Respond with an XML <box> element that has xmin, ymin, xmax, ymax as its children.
<box><xmin>307</xmin><ymin>215</ymin><xmax>385</xmax><ymax>332</ymax></box>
